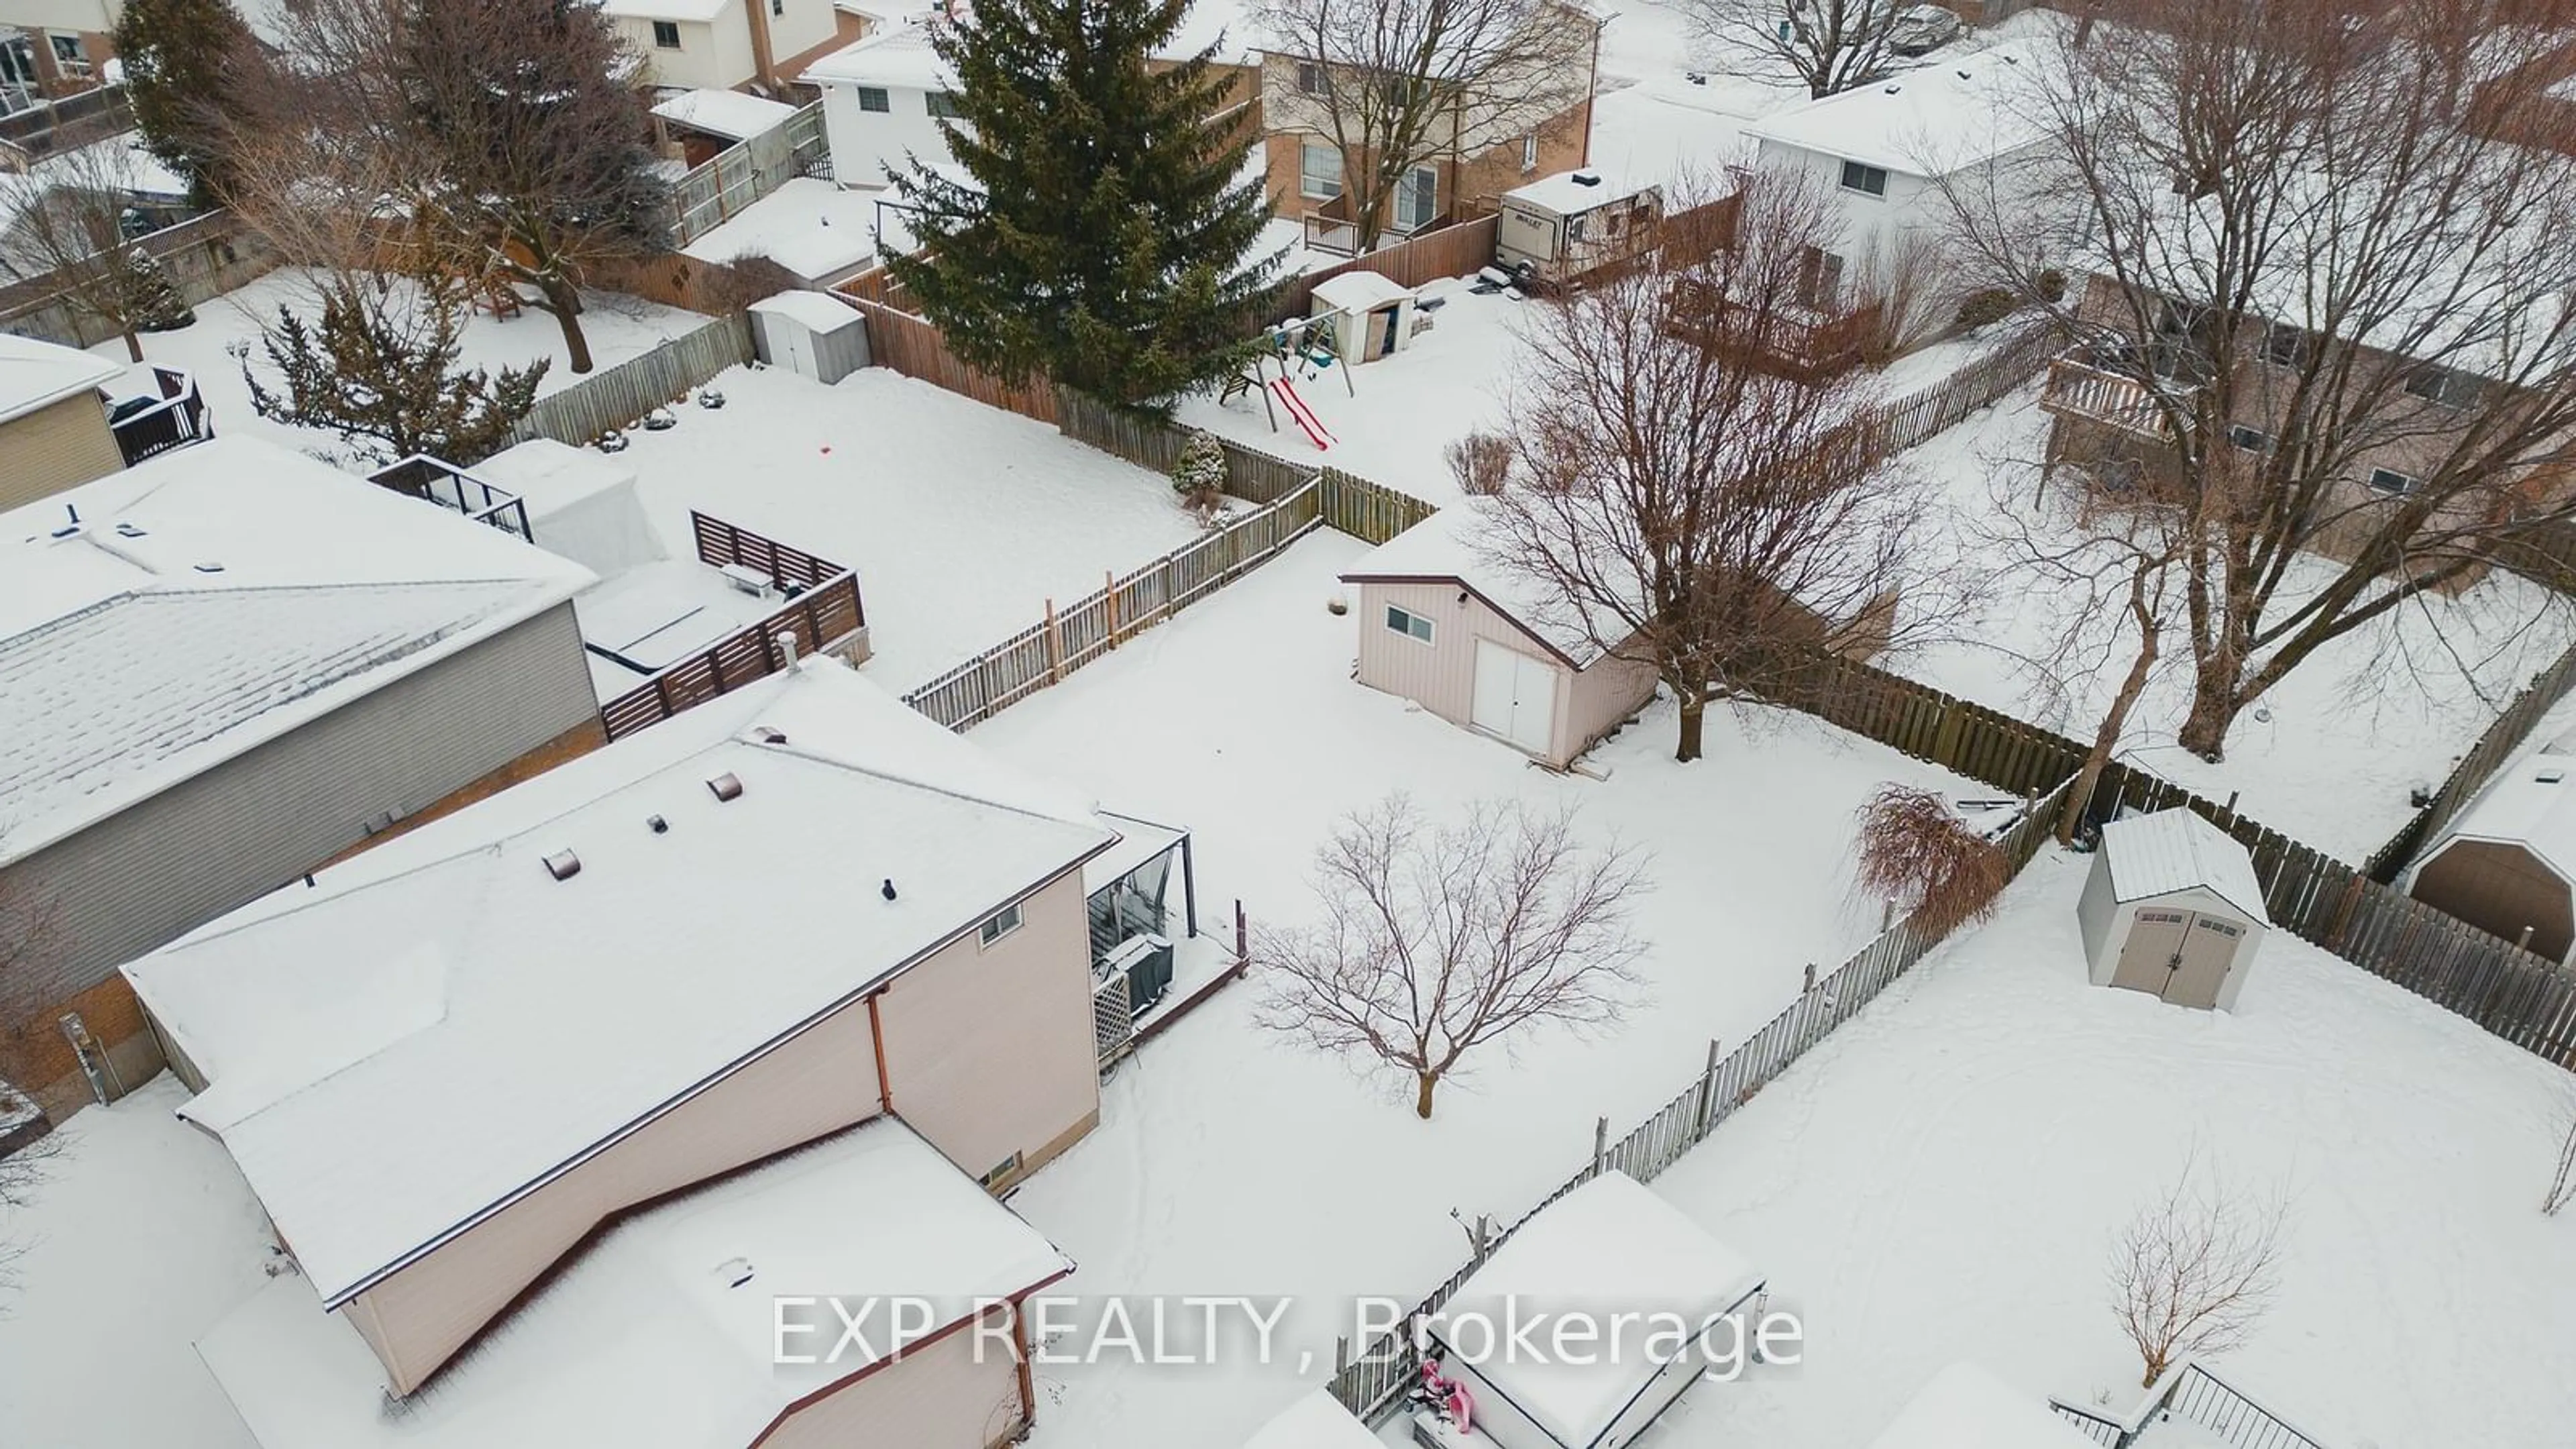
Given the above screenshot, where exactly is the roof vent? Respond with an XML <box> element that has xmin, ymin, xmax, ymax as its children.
<box><xmin>647</xmin><ymin>814</ymin><xmax>669</xmax><ymax>834</ymax></box>
<box><xmin>1956</xmin><ymin>68</ymin><xmax>1972</xmax><ymax>80</ymax></box>
<box><xmin>542</xmin><ymin>849</ymin><xmax>582</xmax><ymax>881</ymax></box>
<box><xmin>115</xmin><ymin>522</ymin><xmax>146</xmax><ymax>537</ymax></box>
<box><xmin>881</xmin><ymin>877</ymin><xmax>898</xmax><ymax>901</ymax></box>
<box><xmin>2540</xmin><ymin>768</ymin><xmax>2566</xmax><ymax>785</ymax></box>
<box><xmin>1570</xmin><ymin>169</ymin><xmax>1602</xmax><ymax>186</ymax></box>
<box><xmin>50</xmin><ymin>503</ymin><xmax>80</xmax><ymax>537</ymax></box>
<box><xmin>714</xmin><ymin>1256</ymin><xmax>755</xmax><ymax>1289</ymax></box>
<box><xmin>751</xmin><ymin>726</ymin><xmax>788</xmax><ymax>745</ymax></box>
<box><xmin>193</xmin><ymin>561</ymin><xmax>225</xmax><ymax>574</ymax></box>
<box><xmin>707</xmin><ymin>771</ymin><xmax>745</xmax><ymax>802</ymax></box>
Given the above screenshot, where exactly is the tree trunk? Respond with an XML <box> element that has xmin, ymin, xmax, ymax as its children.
<box><xmin>119</xmin><ymin>327</ymin><xmax>143</xmax><ymax>364</ymax></box>
<box><xmin>537</xmin><ymin>274</ymin><xmax>594</xmax><ymax>374</ymax></box>
<box><xmin>2176</xmin><ymin>660</ymin><xmax>2237</xmax><ymax>761</ymax></box>
<box><xmin>1414</xmin><ymin>1070</ymin><xmax>1438</xmax><ymax>1119</ymax></box>
<box><xmin>2060</xmin><ymin>570</ymin><xmax>2162</xmax><ymax>845</ymax></box>
<box><xmin>1675</xmin><ymin>694</ymin><xmax>1706</xmax><ymax>763</ymax></box>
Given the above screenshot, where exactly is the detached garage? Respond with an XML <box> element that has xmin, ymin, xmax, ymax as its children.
<box><xmin>1340</xmin><ymin>502</ymin><xmax>1659</xmax><ymax>770</ymax></box>
<box><xmin>2078</xmin><ymin>809</ymin><xmax>2269</xmax><ymax>1012</ymax></box>
<box><xmin>2402</xmin><ymin>745</ymin><xmax>2576</xmax><ymax>963</ymax></box>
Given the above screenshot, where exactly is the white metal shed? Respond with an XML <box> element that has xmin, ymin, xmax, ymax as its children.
<box><xmin>2078</xmin><ymin>809</ymin><xmax>2269</xmax><ymax>1012</ymax></box>
<box><xmin>1425</xmin><ymin>1171</ymin><xmax>1764</xmax><ymax>1449</ymax></box>
<box><xmin>749</xmin><ymin>290</ymin><xmax>871</xmax><ymax>385</ymax></box>
<box><xmin>1309</xmin><ymin>270</ymin><xmax>1420</xmax><ymax>365</ymax></box>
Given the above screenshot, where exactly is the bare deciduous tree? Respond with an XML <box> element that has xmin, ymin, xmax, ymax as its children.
<box><xmin>1853</xmin><ymin>784</ymin><xmax>2010</xmax><ymax>933</ymax></box>
<box><xmin>1444</xmin><ymin>430</ymin><xmax>1512</xmax><ymax>495</ymax></box>
<box><xmin>1486</xmin><ymin>168</ymin><xmax>1934</xmax><ymax>763</ymax></box>
<box><xmin>1692</xmin><ymin>0</ymin><xmax>1906</xmax><ymax>100</ymax></box>
<box><xmin>1944</xmin><ymin>1</ymin><xmax>2576</xmax><ymax>760</ymax></box>
<box><xmin>1256</xmin><ymin>794</ymin><xmax>1648</xmax><ymax>1118</ymax></box>
<box><xmin>0</xmin><ymin>140</ymin><xmax>196</xmax><ymax>361</ymax></box>
<box><xmin>2545</xmin><ymin>1087</ymin><xmax>2576</xmax><ymax>1216</ymax></box>
<box><xmin>1256</xmin><ymin>0</ymin><xmax>1597</xmax><ymax>253</ymax></box>
<box><xmin>2108</xmin><ymin>1155</ymin><xmax>2286</xmax><ymax>1388</ymax></box>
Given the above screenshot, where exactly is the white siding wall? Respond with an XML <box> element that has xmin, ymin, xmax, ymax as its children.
<box><xmin>820</xmin><ymin>79</ymin><xmax>957</xmax><ymax>187</ymax></box>
<box><xmin>767</xmin><ymin>0</ymin><xmax>843</xmax><ymax>66</ymax></box>
<box><xmin>623</xmin><ymin>15</ymin><xmax>753</xmax><ymax>91</ymax></box>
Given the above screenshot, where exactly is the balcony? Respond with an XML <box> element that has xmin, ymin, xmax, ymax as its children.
<box><xmin>367</xmin><ymin>454</ymin><xmax>533</xmax><ymax>539</ymax></box>
<box><xmin>2040</xmin><ymin>351</ymin><xmax>2195</xmax><ymax>440</ymax></box>
<box><xmin>105</xmin><ymin>366</ymin><xmax>211</xmax><ymax>466</ymax></box>
<box><xmin>1300</xmin><ymin>194</ymin><xmax>1448</xmax><ymax>259</ymax></box>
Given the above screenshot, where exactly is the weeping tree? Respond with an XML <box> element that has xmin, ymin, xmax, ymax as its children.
<box><xmin>885</xmin><ymin>0</ymin><xmax>1281</xmax><ymax>411</ymax></box>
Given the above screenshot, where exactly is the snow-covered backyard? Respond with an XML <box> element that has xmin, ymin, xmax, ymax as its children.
<box><xmin>1646</xmin><ymin>851</ymin><xmax>2576</xmax><ymax>1449</ymax></box>
<box><xmin>88</xmin><ymin>268</ymin><xmax>712</xmax><ymax>464</ymax></box>
<box><xmin>955</xmin><ymin>528</ymin><xmax>1999</xmax><ymax>1448</ymax></box>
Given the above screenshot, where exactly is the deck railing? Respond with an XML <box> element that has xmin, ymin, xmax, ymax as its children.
<box><xmin>107</xmin><ymin>366</ymin><xmax>212</xmax><ymax>466</ymax></box>
<box><xmin>366</xmin><ymin>454</ymin><xmax>532</xmax><ymax>540</ymax></box>
<box><xmin>2040</xmin><ymin>353</ymin><xmax>2190</xmax><ymax>438</ymax></box>
<box><xmin>2051</xmin><ymin>1364</ymin><xmax>2331</xmax><ymax>1449</ymax></box>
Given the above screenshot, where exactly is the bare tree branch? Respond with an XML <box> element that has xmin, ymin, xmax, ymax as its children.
<box><xmin>2108</xmin><ymin>1151</ymin><xmax>2288</xmax><ymax>1389</ymax></box>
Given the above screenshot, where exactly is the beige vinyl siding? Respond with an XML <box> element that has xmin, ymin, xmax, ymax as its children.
<box><xmin>759</xmin><ymin>1309</ymin><xmax>1030</xmax><ymax>1449</ymax></box>
<box><xmin>1352</xmin><ymin>580</ymin><xmax>1651</xmax><ymax>768</ymax></box>
<box><xmin>8</xmin><ymin>602</ymin><xmax>599</xmax><ymax>1018</ymax></box>
<box><xmin>0</xmin><ymin>392</ymin><xmax>123</xmax><ymax>510</ymax></box>
<box><xmin>874</xmin><ymin>869</ymin><xmax>1100</xmax><ymax>1189</ymax></box>
<box><xmin>346</xmin><ymin>1002</ymin><xmax>885</xmax><ymax>1393</ymax></box>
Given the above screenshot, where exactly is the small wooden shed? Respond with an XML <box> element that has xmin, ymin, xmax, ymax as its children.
<box><xmin>1426</xmin><ymin>1171</ymin><xmax>1764</xmax><ymax>1449</ymax></box>
<box><xmin>1497</xmin><ymin>170</ymin><xmax>1664</xmax><ymax>286</ymax></box>
<box><xmin>1309</xmin><ymin>270</ymin><xmax>1421</xmax><ymax>365</ymax></box>
<box><xmin>749</xmin><ymin>290</ymin><xmax>871</xmax><ymax>386</ymax></box>
<box><xmin>2078</xmin><ymin>810</ymin><xmax>2269</xmax><ymax>1012</ymax></box>
<box><xmin>1340</xmin><ymin>502</ymin><xmax>1659</xmax><ymax>770</ymax></box>
<box><xmin>2402</xmin><ymin>743</ymin><xmax>2576</xmax><ymax>963</ymax></box>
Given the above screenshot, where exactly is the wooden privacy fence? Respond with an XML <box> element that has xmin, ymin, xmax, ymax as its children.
<box><xmin>1326</xmin><ymin>777</ymin><xmax>2079</xmax><ymax>1419</ymax></box>
<box><xmin>1268</xmin><ymin>215</ymin><xmax>1503</xmax><ymax>323</ymax></box>
<box><xmin>597</xmin><ymin>517</ymin><xmax>865</xmax><ymax>741</ymax></box>
<box><xmin>1871</xmin><ymin>326</ymin><xmax>2059</xmax><ymax>453</ymax></box>
<box><xmin>1766</xmin><ymin>647</ymin><xmax>2576</xmax><ymax>1067</ymax></box>
<box><xmin>904</xmin><ymin>477</ymin><xmax>1328</xmax><ymax>729</ymax></box>
<box><xmin>504</xmin><ymin>313</ymin><xmax>755</xmax><ymax>449</ymax></box>
<box><xmin>834</xmin><ymin>292</ymin><xmax>1063</xmax><ymax>425</ymax></box>
<box><xmin>2361</xmin><ymin>631</ymin><xmax>2576</xmax><ymax>881</ymax></box>
<box><xmin>669</xmin><ymin>102</ymin><xmax>830</xmax><ymax>248</ymax></box>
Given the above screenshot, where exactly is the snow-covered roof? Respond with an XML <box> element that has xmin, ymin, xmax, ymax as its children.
<box><xmin>1747</xmin><ymin>39</ymin><xmax>2053</xmax><ymax>176</ymax></box>
<box><xmin>1242</xmin><ymin>1390</ymin><xmax>1384</xmax><ymax>1449</ymax></box>
<box><xmin>2100</xmin><ymin>808</ymin><xmax>2270</xmax><ymax>924</ymax></box>
<box><xmin>197</xmin><ymin>1118</ymin><xmax>1071</xmax><ymax>1449</ymax></box>
<box><xmin>1866</xmin><ymin>1363</ymin><xmax>2099</xmax><ymax>1449</ymax></box>
<box><xmin>0</xmin><ymin>330</ymin><xmax>121</xmax><ymax>425</ymax></box>
<box><xmin>0</xmin><ymin>438</ymin><xmax>594</xmax><ymax>867</ymax></box>
<box><xmin>1342</xmin><ymin>500</ymin><xmax>1610</xmax><ymax>668</ymax></box>
<box><xmin>602</xmin><ymin>0</ymin><xmax>735</xmax><ymax>21</ymax></box>
<box><xmin>750</xmin><ymin>286</ymin><xmax>867</xmax><ymax>333</ymax></box>
<box><xmin>1504</xmin><ymin>168</ymin><xmax>1655</xmax><ymax>216</ymax></box>
<box><xmin>2420</xmin><ymin>741</ymin><xmax>2576</xmax><ymax>883</ymax></box>
<box><xmin>804</xmin><ymin>19</ymin><xmax>955</xmax><ymax>90</ymax></box>
<box><xmin>685</xmin><ymin>175</ymin><xmax>886</xmax><ymax>278</ymax></box>
<box><xmin>651</xmin><ymin>87</ymin><xmax>798</xmax><ymax>141</ymax></box>
<box><xmin>1434</xmin><ymin>1171</ymin><xmax>1764</xmax><ymax>1449</ymax></box>
<box><xmin>1311</xmin><ymin>268</ymin><xmax>1415</xmax><ymax>312</ymax></box>
<box><xmin>468</xmin><ymin>438</ymin><xmax>667</xmax><ymax>582</ymax></box>
<box><xmin>123</xmin><ymin>658</ymin><xmax>1113</xmax><ymax>1307</ymax></box>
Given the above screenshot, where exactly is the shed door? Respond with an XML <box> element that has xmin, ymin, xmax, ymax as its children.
<box><xmin>2110</xmin><ymin>908</ymin><xmax>2191</xmax><ymax>994</ymax></box>
<box><xmin>2165</xmin><ymin>914</ymin><xmax>2242</xmax><ymax>1008</ymax></box>
<box><xmin>776</xmin><ymin>318</ymin><xmax>816</xmax><ymax>378</ymax></box>
<box><xmin>1472</xmin><ymin>639</ymin><xmax>1557</xmax><ymax>755</ymax></box>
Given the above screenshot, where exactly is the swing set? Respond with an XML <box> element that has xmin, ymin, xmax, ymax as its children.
<box><xmin>1218</xmin><ymin>313</ymin><xmax>1352</xmax><ymax>451</ymax></box>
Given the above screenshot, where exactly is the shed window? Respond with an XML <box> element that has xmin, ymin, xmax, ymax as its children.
<box><xmin>1300</xmin><ymin>140</ymin><xmax>1342</xmax><ymax>200</ymax></box>
<box><xmin>2367</xmin><ymin>466</ymin><xmax>2419</xmax><ymax>495</ymax></box>
<box><xmin>855</xmin><ymin>85</ymin><xmax>890</xmax><ymax>112</ymax></box>
<box><xmin>651</xmin><ymin>19</ymin><xmax>681</xmax><ymax>48</ymax></box>
<box><xmin>926</xmin><ymin>90</ymin><xmax>963</xmax><ymax>119</ymax></box>
<box><xmin>1385</xmin><ymin>604</ymin><xmax>1435</xmax><ymax>643</ymax></box>
<box><xmin>1839</xmin><ymin>160</ymin><xmax>1888</xmax><ymax>197</ymax></box>
<box><xmin>979</xmin><ymin>902</ymin><xmax>1024</xmax><ymax>946</ymax></box>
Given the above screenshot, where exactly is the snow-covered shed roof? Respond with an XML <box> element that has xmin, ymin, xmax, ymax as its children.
<box><xmin>1433</xmin><ymin>1171</ymin><xmax>1764</xmax><ymax>1449</ymax></box>
<box><xmin>123</xmin><ymin>658</ymin><xmax>1113</xmax><ymax>1308</ymax></box>
<box><xmin>2100</xmin><ymin>808</ymin><xmax>2269</xmax><ymax>924</ymax></box>
<box><xmin>196</xmin><ymin>1118</ymin><xmax>1071</xmax><ymax>1449</ymax></box>
<box><xmin>1866</xmin><ymin>1363</ymin><xmax>2099</xmax><ymax>1449</ymax></box>
<box><xmin>1746</xmin><ymin>39</ymin><xmax>2053</xmax><ymax>176</ymax></box>
<box><xmin>751</xmin><ymin>286</ymin><xmax>867</xmax><ymax>333</ymax></box>
<box><xmin>1505</xmin><ymin>168</ymin><xmax>1654</xmax><ymax>217</ymax></box>
<box><xmin>0</xmin><ymin>437</ymin><xmax>594</xmax><ymax>867</ymax></box>
<box><xmin>651</xmin><ymin>87</ymin><xmax>798</xmax><ymax>141</ymax></box>
<box><xmin>1311</xmin><ymin>269</ymin><xmax>1415</xmax><ymax>313</ymax></box>
<box><xmin>1342</xmin><ymin>500</ymin><xmax>1611</xmax><ymax>668</ymax></box>
<box><xmin>0</xmin><ymin>331</ymin><xmax>121</xmax><ymax>425</ymax></box>
<box><xmin>1243</xmin><ymin>1389</ymin><xmax>1384</xmax><ymax>1449</ymax></box>
<box><xmin>2418</xmin><ymin>742</ymin><xmax>2576</xmax><ymax>883</ymax></box>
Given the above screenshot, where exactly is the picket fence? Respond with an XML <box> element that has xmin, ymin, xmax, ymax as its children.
<box><xmin>668</xmin><ymin>102</ymin><xmax>831</xmax><ymax>249</ymax></box>
<box><xmin>1325</xmin><ymin>775</ymin><xmax>2080</xmax><ymax>1417</ymax></box>
<box><xmin>501</xmin><ymin>313</ymin><xmax>755</xmax><ymax>451</ymax></box>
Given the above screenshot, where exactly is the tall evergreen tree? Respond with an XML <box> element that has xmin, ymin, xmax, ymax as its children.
<box><xmin>885</xmin><ymin>0</ymin><xmax>1282</xmax><ymax>412</ymax></box>
<box><xmin>112</xmin><ymin>0</ymin><xmax>258</xmax><ymax>205</ymax></box>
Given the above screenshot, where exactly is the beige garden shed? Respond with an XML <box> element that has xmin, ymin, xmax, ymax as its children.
<box><xmin>2077</xmin><ymin>809</ymin><xmax>2269</xmax><ymax>1012</ymax></box>
<box><xmin>1340</xmin><ymin>502</ymin><xmax>1659</xmax><ymax>770</ymax></box>
<box><xmin>2400</xmin><ymin>741</ymin><xmax>2576</xmax><ymax>963</ymax></box>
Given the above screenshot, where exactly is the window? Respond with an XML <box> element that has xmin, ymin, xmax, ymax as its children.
<box><xmin>978</xmin><ymin>902</ymin><xmax>1024</xmax><ymax>947</ymax></box>
<box><xmin>855</xmin><ymin>85</ymin><xmax>890</xmax><ymax>113</ymax></box>
<box><xmin>925</xmin><ymin>90</ymin><xmax>962</xmax><ymax>119</ymax></box>
<box><xmin>1520</xmin><ymin>133</ymin><xmax>1539</xmax><ymax>172</ymax></box>
<box><xmin>1296</xmin><ymin>61</ymin><xmax>1330</xmax><ymax>95</ymax></box>
<box><xmin>979</xmin><ymin>1152</ymin><xmax>1023</xmax><ymax>1189</ymax></box>
<box><xmin>651</xmin><ymin>20</ymin><xmax>681</xmax><ymax>48</ymax></box>
<box><xmin>48</xmin><ymin>33</ymin><xmax>84</xmax><ymax>66</ymax></box>
<box><xmin>772</xmin><ymin>0</ymin><xmax>785</xmax><ymax>12</ymax></box>
<box><xmin>2406</xmin><ymin>366</ymin><xmax>2479</xmax><ymax>409</ymax></box>
<box><xmin>1385</xmin><ymin>604</ymin><xmax>1435</xmax><ymax>644</ymax></box>
<box><xmin>1299</xmin><ymin>139</ymin><xmax>1342</xmax><ymax>200</ymax></box>
<box><xmin>2261</xmin><ymin>323</ymin><xmax>2312</xmax><ymax>370</ymax></box>
<box><xmin>1839</xmin><ymin>160</ymin><xmax>1888</xmax><ymax>197</ymax></box>
<box><xmin>2367</xmin><ymin>466</ymin><xmax>2420</xmax><ymax>495</ymax></box>
<box><xmin>2227</xmin><ymin>423</ymin><xmax>2272</xmax><ymax>453</ymax></box>
<box><xmin>1394</xmin><ymin>164</ymin><xmax>1438</xmax><ymax>233</ymax></box>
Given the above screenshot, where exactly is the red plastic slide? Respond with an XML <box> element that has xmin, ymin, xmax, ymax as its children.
<box><xmin>1271</xmin><ymin>376</ymin><xmax>1336</xmax><ymax>451</ymax></box>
